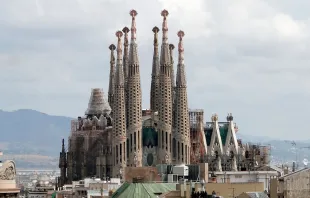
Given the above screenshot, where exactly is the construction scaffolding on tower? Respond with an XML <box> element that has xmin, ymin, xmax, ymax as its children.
<box><xmin>189</xmin><ymin>109</ymin><xmax>207</xmax><ymax>164</ymax></box>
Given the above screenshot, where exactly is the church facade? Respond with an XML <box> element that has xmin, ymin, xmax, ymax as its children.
<box><xmin>58</xmin><ymin>9</ymin><xmax>269</xmax><ymax>186</ymax></box>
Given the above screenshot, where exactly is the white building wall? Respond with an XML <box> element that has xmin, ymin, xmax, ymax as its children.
<box><xmin>214</xmin><ymin>171</ymin><xmax>278</xmax><ymax>191</ymax></box>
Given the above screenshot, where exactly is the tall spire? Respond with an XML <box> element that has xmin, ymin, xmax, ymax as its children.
<box><xmin>176</xmin><ymin>31</ymin><xmax>186</xmax><ymax>86</ymax></box>
<box><xmin>150</xmin><ymin>26</ymin><xmax>160</xmax><ymax>112</ymax></box>
<box><xmin>174</xmin><ymin>30</ymin><xmax>190</xmax><ymax>164</ymax></box>
<box><xmin>115</xmin><ymin>31</ymin><xmax>124</xmax><ymax>86</ymax></box>
<box><xmin>108</xmin><ymin>44</ymin><xmax>116</xmax><ymax>112</ymax></box>
<box><xmin>169</xmin><ymin>44</ymin><xmax>176</xmax><ymax>92</ymax></box>
<box><xmin>130</xmin><ymin>10</ymin><xmax>137</xmax><ymax>41</ymax></box>
<box><xmin>169</xmin><ymin>44</ymin><xmax>176</xmax><ymax>134</ymax></box>
<box><xmin>122</xmin><ymin>27</ymin><xmax>130</xmax><ymax>84</ymax></box>
<box><xmin>112</xmin><ymin>30</ymin><xmax>127</xmax><ymax>177</ymax></box>
<box><xmin>127</xmin><ymin>9</ymin><xmax>143</xmax><ymax>167</ymax></box>
<box><xmin>161</xmin><ymin>9</ymin><xmax>169</xmax><ymax>43</ymax></box>
<box><xmin>59</xmin><ymin>139</ymin><xmax>67</xmax><ymax>186</ymax></box>
<box><xmin>158</xmin><ymin>9</ymin><xmax>173</xmax><ymax>164</ymax></box>
<box><xmin>122</xmin><ymin>27</ymin><xmax>130</xmax><ymax>128</ymax></box>
<box><xmin>62</xmin><ymin>138</ymin><xmax>65</xmax><ymax>153</ymax></box>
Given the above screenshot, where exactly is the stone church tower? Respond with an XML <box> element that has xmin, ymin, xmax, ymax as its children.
<box><xmin>108</xmin><ymin>44</ymin><xmax>116</xmax><ymax>115</ymax></box>
<box><xmin>169</xmin><ymin>44</ymin><xmax>176</xmax><ymax>101</ymax></box>
<box><xmin>150</xmin><ymin>26</ymin><xmax>160</xmax><ymax>112</ymax></box>
<box><xmin>158</xmin><ymin>10</ymin><xmax>173</xmax><ymax>164</ymax></box>
<box><xmin>112</xmin><ymin>31</ymin><xmax>127</xmax><ymax>177</ymax></box>
<box><xmin>173</xmin><ymin>31</ymin><xmax>191</xmax><ymax>164</ymax></box>
<box><xmin>122</xmin><ymin>27</ymin><xmax>130</xmax><ymax>128</ymax></box>
<box><xmin>126</xmin><ymin>10</ymin><xmax>143</xmax><ymax>167</ymax></box>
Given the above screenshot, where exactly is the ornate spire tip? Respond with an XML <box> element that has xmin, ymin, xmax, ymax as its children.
<box><xmin>152</xmin><ymin>26</ymin><xmax>160</xmax><ymax>33</ymax></box>
<box><xmin>169</xmin><ymin>44</ymin><xmax>175</xmax><ymax>50</ymax></box>
<box><xmin>109</xmin><ymin>44</ymin><xmax>116</xmax><ymax>51</ymax></box>
<box><xmin>130</xmin><ymin>9</ymin><xmax>138</xmax><ymax>17</ymax></box>
<box><xmin>177</xmin><ymin>30</ymin><xmax>185</xmax><ymax>39</ymax></box>
<box><xmin>161</xmin><ymin>9</ymin><xmax>169</xmax><ymax>17</ymax></box>
<box><xmin>116</xmin><ymin>31</ymin><xmax>123</xmax><ymax>38</ymax></box>
<box><xmin>122</xmin><ymin>27</ymin><xmax>130</xmax><ymax>33</ymax></box>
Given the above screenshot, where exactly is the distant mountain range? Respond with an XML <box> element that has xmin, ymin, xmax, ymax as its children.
<box><xmin>0</xmin><ymin>109</ymin><xmax>309</xmax><ymax>169</ymax></box>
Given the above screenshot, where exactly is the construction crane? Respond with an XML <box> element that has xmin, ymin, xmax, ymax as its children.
<box><xmin>284</xmin><ymin>140</ymin><xmax>299</xmax><ymax>170</ymax></box>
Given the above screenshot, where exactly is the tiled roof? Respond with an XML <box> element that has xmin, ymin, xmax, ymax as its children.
<box><xmin>112</xmin><ymin>182</ymin><xmax>177</xmax><ymax>198</ymax></box>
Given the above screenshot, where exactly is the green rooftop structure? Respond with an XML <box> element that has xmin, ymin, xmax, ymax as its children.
<box><xmin>205</xmin><ymin>124</ymin><xmax>229</xmax><ymax>146</ymax></box>
<box><xmin>112</xmin><ymin>182</ymin><xmax>177</xmax><ymax>198</ymax></box>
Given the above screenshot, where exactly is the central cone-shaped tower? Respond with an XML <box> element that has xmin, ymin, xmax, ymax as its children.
<box><xmin>85</xmin><ymin>88</ymin><xmax>111</xmax><ymax>116</ymax></box>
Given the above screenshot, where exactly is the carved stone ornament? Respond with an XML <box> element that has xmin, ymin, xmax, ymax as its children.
<box><xmin>0</xmin><ymin>160</ymin><xmax>16</xmax><ymax>180</ymax></box>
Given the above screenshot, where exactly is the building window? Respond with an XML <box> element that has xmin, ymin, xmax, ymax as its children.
<box><xmin>130</xmin><ymin>134</ymin><xmax>133</xmax><ymax>152</ymax></box>
<box><xmin>134</xmin><ymin>132</ymin><xmax>136</xmax><ymax>151</ymax></box>
<box><xmin>172</xmin><ymin>138</ymin><xmax>176</xmax><ymax>158</ymax></box>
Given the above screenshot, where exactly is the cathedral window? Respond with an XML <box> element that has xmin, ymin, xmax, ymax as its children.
<box><xmin>178</xmin><ymin>141</ymin><xmax>180</xmax><ymax>160</ymax></box>
<box><xmin>182</xmin><ymin>143</ymin><xmax>184</xmax><ymax>162</ymax></box>
<box><xmin>120</xmin><ymin>144</ymin><xmax>122</xmax><ymax>163</ymax></box>
<box><xmin>165</xmin><ymin>132</ymin><xmax>168</xmax><ymax>151</ymax></box>
<box><xmin>158</xmin><ymin>131</ymin><xmax>161</xmax><ymax>148</ymax></box>
<box><xmin>134</xmin><ymin>132</ymin><xmax>136</xmax><ymax>151</ymax></box>
<box><xmin>130</xmin><ymin>134</ymin><xmax>133</xmax><ymax>152</ymax></box>
<box><xmin>169</xmin><ymin>134</ymin><xmax>172</xmax><ymax>153</ymax></box>
<box><xmin>138</xmin><ymin>131</ymin><xmax>140</xmax><ymax>150</ymax></box>
<box><xmin>123</xmin><ymin>142</ymin><xmax>126</xmax><ymax>162</ymax></box>
<box><xmin>127</xmin><ymin>138</ymin><xmax>129</xmax><ymax>158</ymax></box>
<box><xmin>173</xmin><ymin>138</ymin><xmax>176</xmax><ymax>158</ymax></box>
<box><xmin>116</xmin><ymin>146</ymin><xmax>118</xmax><ymax>164</ymax></box>
<box><xmin>162</xmin><ymin>131</ymin><xmax>164</xmax><ymax>149</ymax></box>
<box><xmin>185</xmin><ymin>145</ymin><xmax>187</xmax><ymax>163</ymax></box>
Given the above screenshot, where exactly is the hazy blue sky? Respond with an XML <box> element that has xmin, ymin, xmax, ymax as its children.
<box><xmin>0</xmin><ymin>0</ymin><xmax>309</xmax><ymax>140</ymax></box>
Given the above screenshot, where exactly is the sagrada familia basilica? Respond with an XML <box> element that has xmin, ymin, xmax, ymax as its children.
<box><xmin>58</xmin><ymin>9</ymin><xmax>270</xmax><ymax>186</ymax></box>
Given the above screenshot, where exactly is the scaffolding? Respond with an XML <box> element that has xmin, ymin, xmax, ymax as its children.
<box><xmin>189</xmin><ymin>109</ymin><xmax>206</xmax><ymax>164</ymax></box>
<box><xmin>242</xmin><ymin>143</ymin><xmax>271</xmax><ymax>171</ymax></box>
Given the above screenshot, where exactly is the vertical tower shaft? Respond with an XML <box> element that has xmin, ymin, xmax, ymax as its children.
<box><xmin>150</xmin><ymin>26</ymin><xmax>160</xmax><ymax>112</ymax></box>
<box><xmin>127</xmin><ymin>10</ymin><xmax>143</xmax><ymax>167</ymax></box>
<box><xmin>158</xmin><ymin>10</ymin><xmax>173</xmax><ymax>164</ymax></box>
<box><xmin>169</xmin><ymin>44</ymin><xmax>176</xmax><ymax>91</ymax></box>
<box><xmin>122</xmin><ymin>27</ymin><xmax>130</xmax><ymax>87</ymax></box>
<box><xmin>108</xmin><ymin>44</ymin><xmax>116</xmax><ymax>114</ymax></box>
<box><xmin>122</xmin><ymin>27</ymin><xmax>130</xmax><ymax>128</ymax></box>
<box><xmin>58</xmin><ymin>139</ymin><xmax>67</xmax><ymax>186</ymax></box>
<box><xmin>112</xmin><ymin>31</ymin><xmax>127</xmax><ymax>177</ymax></box>
<box><xmin>174</xmin><ymin>30</ymin><xmax>190</xmax><ymax>164</ymax></box>
<box><xmin>169</xmin><ymin>44</ymin><xmax>176</xmax><ymax>133</ymax></box>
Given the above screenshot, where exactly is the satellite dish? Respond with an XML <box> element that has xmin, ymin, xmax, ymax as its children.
<box><xmin>303</xmin><ymin>159</ymin><xmax>308</xmax><ymax>166</ymax></box>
